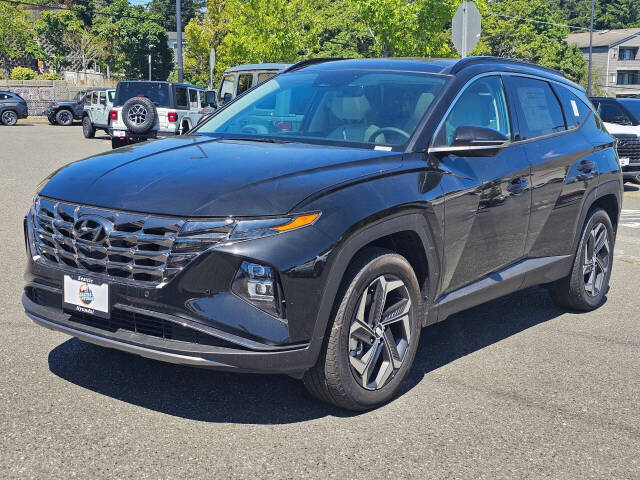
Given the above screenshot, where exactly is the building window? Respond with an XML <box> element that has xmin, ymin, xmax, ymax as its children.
<box><xmin>617</xmin><ymin>71</ymin><xmax>640</xmax><ymax>85</ymax></box>
<box><xmin>619</xmin><ymin>47</ymin><xmax>638</xmax><ymax>61</ymax></box>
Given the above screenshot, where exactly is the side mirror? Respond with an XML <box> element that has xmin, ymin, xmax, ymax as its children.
<box><xmin>429</xmin><ymin>125</ymin><xmax>510</xmax><ymax>156</ymax></box>
<box><xmin>205</xmin><ymin>90</ymin><xmax>217</xmax><ymax>108</ymax></box>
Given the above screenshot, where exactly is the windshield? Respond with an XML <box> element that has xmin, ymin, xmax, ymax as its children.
<box><xmin>115</xmin><ymin>82</ymin><xmax>171</xmax><ymax>107</ymax></box>
<box><xmin>618</xmin><ymin>99</ymin><xmax>640</xmax><ymax>123</ymax></box>
<box><xmin>73</xmin><ymin>91</ymin><xmax>84</xmax><ymax>101</ymax></box>
<box><xmin>196</xmin><ymin>70</ymin><xmax>447</xmax><ymax>148</ymax></box>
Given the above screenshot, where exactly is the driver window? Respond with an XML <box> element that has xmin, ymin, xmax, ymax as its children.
<box><xmin>439</xmin><ymin>76</ymin><xmax>511</xmax><ymax>146</ymax></box>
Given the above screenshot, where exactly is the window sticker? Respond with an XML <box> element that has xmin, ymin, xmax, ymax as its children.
<box><xmin>570</xmin><ymin>99</ymin><xmax>580</xmax><ymax>117</ymax></box>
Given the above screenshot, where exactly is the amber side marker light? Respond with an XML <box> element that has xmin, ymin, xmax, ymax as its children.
<box><xmin>273</xmin><ymin>212</ymin><xmax>320</xmax><ymax>232</ymax></box>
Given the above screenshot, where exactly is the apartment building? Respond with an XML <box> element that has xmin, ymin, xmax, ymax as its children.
<box><xmin>567</xmin><ymin>28</ymin><xmax>640</xmax><ymax>97</ymax></box>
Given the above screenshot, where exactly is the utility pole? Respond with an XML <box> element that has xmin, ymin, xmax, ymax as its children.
<box><xmin>587</xmin><ymin>0</ymin><xmax>594</xmax><ymax>96</ymax></box>
<box><xmin>176</xmin><ymin>0</ymin><xmax>183</xmax><ymax>83</ymax></box>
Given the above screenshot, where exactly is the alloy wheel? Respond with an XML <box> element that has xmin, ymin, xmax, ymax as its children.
<box><xmin>348</xmin><ymin>275</ymin><xmax>412</xmax><ymax>390</ymax></box>
<box><xmin>128</xmin><ymin>105</ymin><xmax>147</xmax><ymax>125</ymax></box>
<box><xmin>583</xmin><ymin>222</ymin><xmax>609</xmax><ymax>297</ymax></box>
<box><xmin>58</xmin><ymin>111</ymin><xmax>71</xmax><ymax>124</ymax></box>
<box><xmin>2</xmin><ymin>110</ymin><xmax>17</xmax><ymax>125</ymax></box>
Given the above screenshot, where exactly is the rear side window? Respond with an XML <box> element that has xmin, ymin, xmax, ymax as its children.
<box><xmin>175</xmin><ymin>87</ymin><xmax>188</xmax><ymax>108</ymax></box>
<box><xmin>237</xmin><ymin>74</ymin><xmax>253</xmax><ymax>95</ymax></box>
<box><xmin>508</xmin><ymin>77</ymin><xmax>565</xmax><ymax>139</ymax></box>
<box><xmin>258</xmin><ymin>72</ymin><xmax>277</xmax><ymax>83</ymax></box>
<box><xmin>553</xmin><ymin>85</ymin><xmax>591</xmax><ymax>128</ymax></box>
<box><xmin>108</xmin><ymin>91</ymin><xmax>115</xmax><ymax>102</ymax></box>
<box><xmin>188</xmin><ymin>89</ymin><xmax>198</xmax><ymax>108</ymax></box>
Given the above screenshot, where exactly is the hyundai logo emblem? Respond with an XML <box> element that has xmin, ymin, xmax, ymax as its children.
<box><xmin>73</xmin><ymin>216</ymin><xmax>111</xmax><ymax>243</ymax></box>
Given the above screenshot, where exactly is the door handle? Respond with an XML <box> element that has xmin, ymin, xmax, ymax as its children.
<box><xmin>507</xmin><ymin>177</ymin><xmax>529</xmax><ymax>195</ymax></box>
<box><xmin>578</xmin><ymin>160</ymin><xmax>595</xmax><ymax>173</ymax></box>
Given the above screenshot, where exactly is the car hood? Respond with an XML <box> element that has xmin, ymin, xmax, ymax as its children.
<box><xmin>50</xmin><ymin>101</ymin><xmax>77</xmax><ymax>106</ymax></box>
<box><xmin>39</xmin><ymin>136</ymin><xmax>402</xmax><ymax>217</ymax></box>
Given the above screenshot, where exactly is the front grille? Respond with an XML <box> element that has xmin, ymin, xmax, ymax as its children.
<box><xmin>27</xmin><ymin>286</ymin><xmax>235</xmax><ymax>348</ymax></box>
<box><xmin>29</xmin><ymin>197</ymin><xmax>230</xmax><ymax>286</ymax></box>
<box><xmin>615</xmin><ymin>135</ymin><xmax>640</xmax><ymax>171</ymax></box>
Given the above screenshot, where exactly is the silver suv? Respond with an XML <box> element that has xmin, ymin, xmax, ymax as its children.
<box><xmin>109</xmin><ymin>81</ymin><xmax>214</xmax><ymax>149</ymax></box>
<box><xmin>217</xmin><ymin>63</ymin><xmax>291</xmax><ymax>106</ymax></box>
<box><xmin>82</xmin><ymin>88</ymin><xmax>116</xmax><ymax>138</ymax></box>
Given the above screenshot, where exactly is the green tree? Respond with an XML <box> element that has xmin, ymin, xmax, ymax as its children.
<box><xmin>35</xmin><ymin>10</ymin><xmax>84</xmax><ymax>71</ymax></box>
<box><xmin>479</xmin><ymin>0</ymin><xmax>587</xmax><ymax>82</ymax></box>
<box><xmin>0</xmin><ymin>4</ymin><xmax>43</xmax><ymax>71</ymax></box>
<box><xmin>221</xmin><ymin>0</ymin><xmax>318</xmax><ymax>65</ymax></box>
<box><xmin>354</xmin><ymin>0</ymin><xmax>459</xmax><ymax>57</ymax></box>
<box><xmin>148</xmin><ymin>0</ymin><xmax>206</xmax><ymax>32</ymax></box>
<box><xmin>93</xmin><ymin>0</ymin><xmax>174</xmax><ymax>80</ymax></box>
<box><xmin>550</xmin><ymin>0</ymin><xmax>640</xmax><ymax>30</ymax></box>
<box><xmin>311</xmin><ymin>0</ymin><xmax>374</xmax><ymax>58</ymax></box>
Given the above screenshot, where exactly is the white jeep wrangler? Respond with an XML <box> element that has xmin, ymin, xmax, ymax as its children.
<box><xmin>108</xmin><ymin>81</ymin><xmax>215</xmax><ymax>149</ymax></box>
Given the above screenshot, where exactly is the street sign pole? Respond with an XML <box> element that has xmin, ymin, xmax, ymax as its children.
<box><xmin>209</xmin><ymin>48</ymin><xmax>216</xmax><ymax>90</ymax></box>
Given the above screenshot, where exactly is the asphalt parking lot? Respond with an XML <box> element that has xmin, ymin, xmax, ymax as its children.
<box><xmin>1</xmin><ymin>124</ymin><xmax>639</xmax><ymax>479</ymax></box>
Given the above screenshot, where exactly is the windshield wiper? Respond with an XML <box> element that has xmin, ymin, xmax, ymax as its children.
<box><xmin>219</xmin><ymin>136</ymin><xmax>291</xmax><ymax>144</ymax></box>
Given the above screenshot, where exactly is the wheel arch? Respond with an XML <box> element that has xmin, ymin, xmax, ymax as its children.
<box><xmin>573</xmin><ymin>179</ymin><xmax>621</xmax><ymax>250</ymax></box>
<box><xmin>308</xmin><ymin>212</ymin><xmax>441</xmax><ymax>363</ymax></box>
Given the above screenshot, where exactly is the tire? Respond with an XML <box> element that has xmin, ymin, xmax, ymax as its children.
<box><xmin>48</xmin><ymin>115</ymin><xmax>56</xmax><ymax>125</ymax></box>
<box><xmin>111</xmin><ymin>137</ymin><xmax>127</xmax><ymax>149</ymax></box>
<box><xmin>82</xmin><ymin>116</ymin><xmax>95</xmax><ymax>138</ymax></box>
<box><xmin>303</xmin><ymin>248</ymin><xmax>422</xmax><ymax>410</ymax></box>
<box><xmin>1</xmin><ymin>110</ymin><xmax>18</xmax><ymax>126</ymax></box>
<box><xmin>55</xmin><ymin>109</ymin><xmax>73</xmax><ymax>126</ymax></box>
<box><xmin>550</xmin><ymin>208</ymin><xmax>614</xmax><ymax>311</ymax></box>
<box><xmin>121</xmin><ymin>97</ymin><xmax>156</xmax><ymax>134</ymax></box>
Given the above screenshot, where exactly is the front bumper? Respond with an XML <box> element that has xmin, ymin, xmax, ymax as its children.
<box><xmin>23</xmin><ymin>287</ymin><xmax>313</xmax><ymax>374</ymax></box>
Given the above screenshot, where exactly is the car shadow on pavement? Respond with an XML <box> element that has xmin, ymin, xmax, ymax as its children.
<box><xmin>48</xmin><ymin>285</ymin><xmax>577</xmax><ymax>424</ymax></box>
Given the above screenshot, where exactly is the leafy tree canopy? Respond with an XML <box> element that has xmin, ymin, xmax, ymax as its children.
<box><xmin>148</xmin><ymin>0</ymin><xmax>206</xmax><ymax>32</ymax></box>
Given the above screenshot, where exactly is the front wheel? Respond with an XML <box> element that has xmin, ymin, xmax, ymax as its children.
<box><xmin>82</xmin><ymin>116</ymin><xmax>95</xmax><ymax>138</ymax></box>
<box><xmin>1</xmin><ymin>110</ymin><xmax>18</xmax><ymax>126</ymax></box>
<box><xmin>550</xmin><ymin>208</ymin><xmax>614</xmax><ymax>311</ymax></box>
<box><xmin>303</xmin><ymin>248</ymin><xmax>422</xmax><ymax>410</ymax></box>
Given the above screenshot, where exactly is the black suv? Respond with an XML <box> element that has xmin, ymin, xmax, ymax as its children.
<box><xmin>23</xmin><ymin>58</ymin><xmax>622</xmax><ymax>410</ymax></box>
<box><xmin>44</xmin><ymin>91</ymin><xmax>86</xmax><ymax>126</ymax></box>
<box><xmin>0</xmin><ymin>91</ymin><xmax>28</xmax><ymax>125</ymax></box>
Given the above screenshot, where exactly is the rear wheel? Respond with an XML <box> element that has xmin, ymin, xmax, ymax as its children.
<box><xmin>303</xmin><ymin>248</ymin><xmax>422</xmax><ymax>410</ymax></box>
<box><xmin>1</xmin><ymin>110</ymin><xmax>18</xmax><ymax>126</ymax></box>
<box><xmin>82</xmin><ymin>116</ymin><xmax>95</xmax><ymax>138</ymax></box>
<box><xmin>550</xmin><ymin>208</ymin><xmax>614</xmax><ymax>311</ymax></box>
<box><xmin>55</xmin><ymin>109</ymin><xmax>73</xmax><ymax>126</ymax></box>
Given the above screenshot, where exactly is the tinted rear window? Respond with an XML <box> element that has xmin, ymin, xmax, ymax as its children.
<box><xmin>553</xmin><ymin>85</ymin><xmax>591</xmax><ymax>128</ymax></box>
<box><xmin>115</xmin><ymin>83</ymin><xmax>171</xmax><ymax>107</ymax></box>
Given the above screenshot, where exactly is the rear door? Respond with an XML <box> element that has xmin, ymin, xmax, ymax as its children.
<box><xmin>435</xmin><ymin>74</ymin><xmax>532</xmax><ymax>292</ymax></box>
<box><xmin>504</xmin><ymin>75</ymin><xmax>598</xmax><ymax>259</ymax></box>
<box><xmin>94</xmin><ymin>91</ymin><xmax>108</xmax><ymax>126</ymax></box>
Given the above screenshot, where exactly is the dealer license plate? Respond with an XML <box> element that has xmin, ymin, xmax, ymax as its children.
<box><xmin>63</xmin><ymin>275</ymin><xmax>110</xmax><ymax>319</ymax></box>
<box><xmin>113</xmin><ymin>130</ymin><xmax>126</xmax><ymax>137</ymax></box>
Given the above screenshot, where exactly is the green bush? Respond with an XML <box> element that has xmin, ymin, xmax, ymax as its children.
<box><xmin>10</xmin><ymin>66</ymin><xmax>37</xmax><ymax>80</ymax></box>
<box><xmin>39</xmin><ymin>72</ymin><xmax>62</xmax><ymax>80</ymax></box>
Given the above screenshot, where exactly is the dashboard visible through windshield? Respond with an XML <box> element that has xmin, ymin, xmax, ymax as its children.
<box><xmin>195</xmin><ymin>70</ymin><xmax>448</xmax><ymax>149</ymax></box>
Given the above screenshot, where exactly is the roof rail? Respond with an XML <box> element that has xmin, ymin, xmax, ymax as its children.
<box><xmin>450</xmin><ymin>56</ymin><xmax>565</xmax><ymax>77</ymax></box>
<box><xmin>281</xmin><ymin>58</ymin><xmax>343</xmax><ymax>74</ymax></box>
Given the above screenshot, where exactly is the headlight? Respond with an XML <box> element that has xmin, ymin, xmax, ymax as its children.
<box><xmin>175</xmin><ymin>212</ymin><xmax>320</xmax><ymax>250</ymax></box>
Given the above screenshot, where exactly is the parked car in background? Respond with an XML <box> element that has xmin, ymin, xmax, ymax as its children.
<box><xmin>23</xmin><ymin>57</ymin><xmax>622</xmax><ymax>411</ymax></box>
<box><xmin>82</xmin><ymin>88</ymin><xmax>116</xmax><ymax>138</ymax></box>
<box><xmin>590</xmin><ymin>96</ymin><xmax>640</xmax><ymax>183</ymax></box>
<box><xmin>108</xmin><ymin>81</ymin><xmax>212</xmax><ymax>149</ymax></box>
<box><xmin>216</xmin><ymin>63</ymin><xmax>291</xmax><ymax>106</ymax></box>
<box><xmin>44</xmin><ymin>91</ymin><xmax>86</xmax><ymax>126</ymax></box>
<box><xmin>0</xmin><ymin>91</ymin><xmax>28</xmax><ymax>125</ymax></box>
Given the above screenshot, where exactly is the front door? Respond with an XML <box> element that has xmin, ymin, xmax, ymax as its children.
<box><xmin>434</xmin><ymin>75</ymin><xmax>532</xmax><ymax>292</ymax></box>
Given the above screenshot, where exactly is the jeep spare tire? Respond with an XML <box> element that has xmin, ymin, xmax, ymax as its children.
<box><xmin>122</xmin><ymin>96</ymin><xmax>157</xmax><ymax>134</ymax></box>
